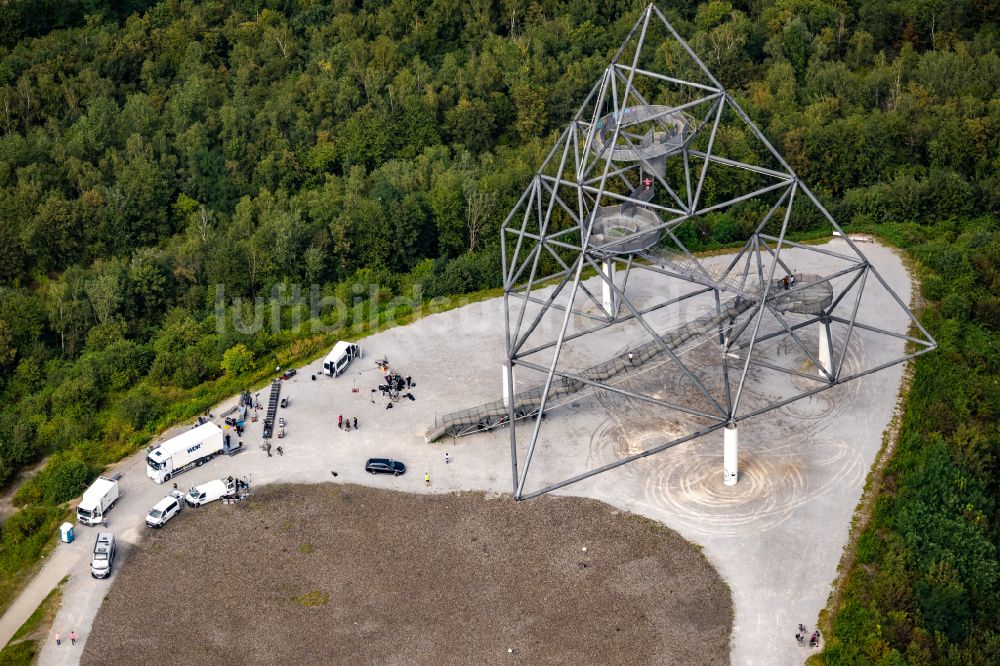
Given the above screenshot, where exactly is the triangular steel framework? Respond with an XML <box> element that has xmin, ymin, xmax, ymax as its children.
<box><xmin>426</xmin><ymin>3</ymin><xmax>936</xmax><ymax>500</ymax></box>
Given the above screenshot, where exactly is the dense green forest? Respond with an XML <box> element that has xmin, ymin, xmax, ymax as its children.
<box><xmin>0</xmin><ymin>0</ymin><xmax>997</xmax><ymax>662</ymax></box>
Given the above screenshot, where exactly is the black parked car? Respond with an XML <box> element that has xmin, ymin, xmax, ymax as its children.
<box><xmin>365</xmin><ymin>458</ymin><xmax>406</xmax><ymax>476</ymax></box>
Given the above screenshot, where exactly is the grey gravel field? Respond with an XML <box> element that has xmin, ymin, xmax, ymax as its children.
<box><xmin>81</xmin><ymin>484</ymin><xmax>732</xmax><ymax>666</ymax></box>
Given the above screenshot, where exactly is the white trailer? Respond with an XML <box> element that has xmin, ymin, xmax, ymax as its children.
<box><xmin>322</xmin><ymin>340</ymin><xmax>362</xmax><ymax>376</ymax></box>
<box><xmin>146</xmin><ymin>422</ymin><xmax>224</xmax><ymax>484</ymax></box>
<box><xmin>77</xmin><ymin>476</ymin><xmax>120</xmax><ymax>526</ymax></box>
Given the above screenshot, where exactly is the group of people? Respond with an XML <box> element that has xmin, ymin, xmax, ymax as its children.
<box><xmin>55</xmin><ymin>631</ymin><xmax>78</xmax><ymax>646</ymax></box>
<box><xmin>377</xmin><ymin>369</ymin><xmax>415</xmax><ymax>409</ymax></box>
<box><xmin>338</xmin><ymin>414</ymin><xmax>358</xmax><ymax>431</ymax></box>
<box><xmin>380</xmin><ymin>371</ymin><xmax>411</xmax><ymax>394</ymax></box>
<box><xmin>795</xmin><ymin>624</ymin><xmax>821</xmax><ymax>648</ymax></box>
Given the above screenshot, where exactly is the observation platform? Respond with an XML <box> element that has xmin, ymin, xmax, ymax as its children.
<box><xmin>591</xmin><ymin>106</ymin><xmax>694</xmax><ymax>163</ymax></box>
<box><xmin>588</xmin><ymin>185</ymin><xmax>662</xmax><ymax>255</ymax></box>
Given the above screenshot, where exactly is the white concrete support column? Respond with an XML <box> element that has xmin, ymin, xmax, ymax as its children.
<box><xmin>601</xmin><ymin>260</ymin><xmax>616</xmax><ymax>316</ymax></box>
<box><xmin>818</xmin><ymin>322</ymin><xmax>832</xmax><ymax>377</ymax></box>
<box><xmin>502</xmin><ymin>363</ymin><xmax>515</xmax><ymax>407</ymax></box>
<box><xmin>723</xmin><ymin>424</ymin><xmax>738</xmax><ymax>486</ymax></box>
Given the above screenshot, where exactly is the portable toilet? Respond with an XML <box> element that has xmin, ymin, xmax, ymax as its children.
<box><xmin>59</xmin><ymin>522</ymin><xmax>75</xmax><ymax>543</ymax></box>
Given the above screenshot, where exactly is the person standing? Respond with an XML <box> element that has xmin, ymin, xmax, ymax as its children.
<box><xmin>55</xmin><ymin>633</ymin><xmax>61</xmax><ymax>646</ymax></box>
<box><xmin>353</xmin><ymin>417</ymin><xmax>358</xmax><ymax>430</ymax></box>
<box><xmin>406</xmin><ymin>376</ymin><xmax>412</xmax><ymax>388</ymax></box>
<box><xmin>338</xmin><ymin>414</ymin><xmax>343</xmax><ymax>429</ymax></box>
<box><xmin>70</xmin><ymin>631</ymin><xmax>77</xmax><ymax>646</ymax></box>
<box><xmin>445</xmin><ymin>452</ymin><xmax>450</xmax><ymax>464</ymax></box>
<box><xmin>424</xmin><ymin>472</ymin><xmax>430</xmax><ymax>486</ymax></box>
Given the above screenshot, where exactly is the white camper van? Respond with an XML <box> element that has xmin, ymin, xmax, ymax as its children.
<box><xmin>77</xmin><ymin>477</ymin><xmax>120</xmax><ymax>526</ymax></box>
<box><xmin>146</xmin><ymin>422</ymin><xmax>224</xmax><ymax>484</ymax></box>
<box><xmin>322</xmin><ymin>341</ymin><xmax>362</xmax><ymax>376</ymax></box>
<box><xmin>90</xmin><ymin>532</ymin><xmax>116</xmax><ymax>579</ymax></box>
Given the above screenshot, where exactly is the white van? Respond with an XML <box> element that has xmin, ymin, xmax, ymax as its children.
<box><xmin>145</xmin><ymin>491</ymin><xmax>184</xmax><ymax>528</ymax></box>
<box><xmin>322</xmin><ymin>341</ymin><xmax>362</xmax><ymax>376</ymax></box>
<box><xmin>185</xmin><ymin>476</ymin><xmax>247</xmax><ymax>507</ymax></box>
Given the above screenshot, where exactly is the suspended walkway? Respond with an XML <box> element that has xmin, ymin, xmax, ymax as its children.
<box><xmin>425</xmin><ymin>297</ymin><xmax>749</xmax><ymax>442</ymax></box>
<box><xmin>424</xmin><ymin>272</ymin><xmax>832</xmax><ymax>442</ymax></box>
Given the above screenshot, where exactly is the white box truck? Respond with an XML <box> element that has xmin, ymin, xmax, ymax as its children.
<box><xmin>146</xmin><ymin>422</ymin><xmax>224</xmax><ymax>484</ymax></box>
<box><xmin>185</xmin><ymin>476</ymin><xmax>247</xmax><ymax>507</ymax></box>
<box><xmin>322</xmin><ymin>341</ymin><xmax>362</xmax><ymax>376</ymax></box>
<box><xmin>77</xmin><ymin>476</ymin><xmax>120</xmax><ymax>526</ymax></box>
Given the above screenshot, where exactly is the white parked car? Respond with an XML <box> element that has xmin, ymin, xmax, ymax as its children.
<box><xmin>145</xmin><ymin>490</ymin><xmax>184</xmax><ymax>528</ymax></box>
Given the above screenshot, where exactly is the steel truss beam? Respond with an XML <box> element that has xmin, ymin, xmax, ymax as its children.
<box><xmin>494</xmin><ymin>3</ymin><xmax>937</xmax><ymax>499</ymax></box>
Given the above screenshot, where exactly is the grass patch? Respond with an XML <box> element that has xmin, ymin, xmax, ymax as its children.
<box><xmin>297</xmin><ymin>543</ymin><xmax>315</xmax><ymax>555</ymax></box>
<box><xmin>627</xmin><ymin>513</ymin><xmax>669</xmax><ymax>534</ymax></box>
<box><xmin>0</xmin><ymin>506</ymin><xmax>69</xmax><ymax>617</ymax></box>
<box><xmin>0</xmin><ymin>641</ymin><xmax>35</xmax><ymax>666</ymax></box>
<box><xmin>291</xmin><ymin>591</ymin><xmax>329</xmax><ymax>607</ymax></box>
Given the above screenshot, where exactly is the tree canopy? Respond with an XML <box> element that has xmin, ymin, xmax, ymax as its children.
<box><xmin>0</xmin><ymin>1</ymin><xmax>998</xmax><ymax>661</ymax></box>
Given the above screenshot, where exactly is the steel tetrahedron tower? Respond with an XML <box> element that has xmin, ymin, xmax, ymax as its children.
<box><xmin>427</xmin><ymin>3</ymin><xmax>936</xmax><ymax>499</ymax></box>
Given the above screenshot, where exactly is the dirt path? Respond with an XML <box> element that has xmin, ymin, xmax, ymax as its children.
<box><xmin>0</xmin><ymin>458</ymin><xmax>48</xmax><ymax>521</ymax></box>
<box><xmin>0</xmin><ymin>546</ymin><xmax>79</xmax><ymax>649</ymax></box>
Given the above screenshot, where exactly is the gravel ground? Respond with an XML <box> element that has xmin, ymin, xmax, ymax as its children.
<box><xmin>82</xmin><ymin>484</ymin><xmax>731</xmax><ymax>665</ymax></box>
